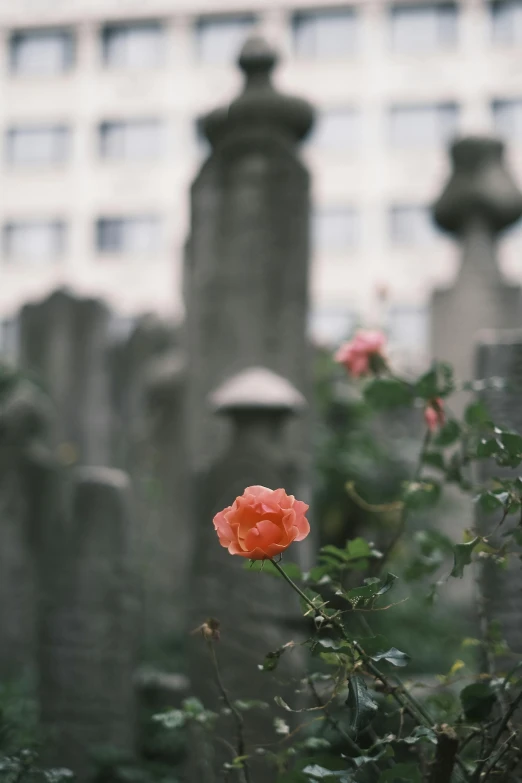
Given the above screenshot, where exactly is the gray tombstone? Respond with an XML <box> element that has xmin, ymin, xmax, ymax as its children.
<box><xmin>474</xmin><ymin>330</ymin><xmax>522</xmax><ymax>661</ymax></box>
<box><xmin>187</xmin><ymin>367</ymin><xmax>312</xmax><ymax>781</ymax></box>
<box><xmin>141</xmin><ymin>350</ymin><xmax>189</xmax><ymax>646</ymax></box>
<box><xmin>185</xmin><ymin>36</ymin><xmax>315</xmax><ymax>494</ymax></box>
<box><xmin>38</xmin><ymin>467</ymin><xmax>139</xmax><ymax>781</ymax></box>
<box><xmin>431</xmin><ymin>137</ymin><xmax>522</xmax><ymax>415</ymax></box>
<box><xmin>0</xmin><ymin>372</ymin><xmax>53</xmax><ymax>678</ymax></box>
<box><xmin>19</xmin><ymin>288</ymin><xmax>113</xmax><ymax>466</ymax></box>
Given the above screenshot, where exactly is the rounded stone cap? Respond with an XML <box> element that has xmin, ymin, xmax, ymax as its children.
<box><xmin>209</xmin><ymin>367</ymin><xmax>306</xmax><ymax>416</ymax></box>
<box><xmin>201</xmin><ymin>35</ymin><xmax>314</xmax><ymax>147</ymax></box>
<box><xmin>433</xmin><ymin>136</ymin><xmax>522</xmax><ymax>234</ymax></box>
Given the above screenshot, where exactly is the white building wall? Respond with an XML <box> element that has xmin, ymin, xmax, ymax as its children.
<box><xmin>0</xmin><ymin>0</ymin><xmax>520</xmax><ymax>362</ymax></box>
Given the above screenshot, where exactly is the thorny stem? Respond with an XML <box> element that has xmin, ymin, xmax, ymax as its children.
<box><xmin>307</xmin><ymin>677</ymin><xmax>383</xmax><ymax>777</ymax></box>
<box><xmin>207</xmin><ymin>641</ymin><xmax>251</xmax><ymax>783</ymax></box>
<box><xmin>481</xmin><ymin>732</ymin><xmax>518</xmax><ymax>782</ymax></box>
<box><xmin>269</xmin><ymin>559</ymin><xmax>476</xmax><ymax>781</ymax></box>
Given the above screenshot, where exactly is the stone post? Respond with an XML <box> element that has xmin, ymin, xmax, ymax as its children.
<box><xmin>19</xmin><ymin>288</ymin><xmax>112</xmax><ymax>466</ymax></box>
<box><xmin>185</xmin><ymin>36</ymin><xmax>315</xmax><ymax>495</ymax></box>
<box><xmin>431</xmin><ymin>137</ymin><xmax>522</xmax><ymax>415</ymax></box>
<box><xmin>474</xmin><ymin>330</ymin><xmax>522</xmax><ymax>660</ymax></box>
<box><xmin>187</xmin><ymin>367</ymin><xmax>312</xmax><ymax>782</ymax></box>
<box><xmin>38</xmin><ymin>467</ymin><xmax>139</xmax><ymax>780</ymax></box>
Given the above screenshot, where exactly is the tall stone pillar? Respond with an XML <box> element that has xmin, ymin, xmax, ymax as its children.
<box><xmin>19</xmin><ymin>288</ymin><xmax>112</xmax><ymax>466</ymax></box>
<box><xmin>188</xmin><ymin>367</ymin><xmax>311</xmax><ymax>782</ymax></box>
<box><xmin>475</xmin><ymin>331</ymin><xmax>522</xmax><ymax>660</ymax></box>
<box><xmin>185</xmin><ymin>36</ymin><xmax>314</xmax><ymax>497</ymax></box>
<box><xmin>431</xmin><ymin>137</ymin><xmax>522</xmax><ymax>414</ymax></box>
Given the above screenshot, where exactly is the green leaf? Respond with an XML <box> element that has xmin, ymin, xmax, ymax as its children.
<box><xmin>450</xmin><ymin>537</ymin><xmax>480</xmax><ymax>578</ymax></box>
<box><xmin>403</xmin><ymin>481</ymin><xmax>441</xmax><ymax>510</ymax></box>
<box><xmin>371</xmin><ymin>647</ymin><xmax>411</xmax><ymax>668</ymax></box>
<box><xmin>364</xmin><ymin>378</ymin><xmax>413</xmax><ymax>410</ymax></box>
<box><xmin>379</xmin><ymin>763</ymin><xmax>422</xmax><ymax>782</ymax></box>
<box><xmin>358</xmin><ymin>635</ymin><xmax>411</xmax><ymax>667</ymax></box>
<box><xmin>152</xmin><ymin>709</ymin><xmax>185</xmax><ymax>729</ymax></box>
<box><xmin>477</xmin><ymin>437</ymin><xmax>499</xmax><ymax>458</ymax></box>
<box><xmin>415</xmin><ymin>363</ymin><xmax>454</xmax><ymax>399</ymax></box>
<box><xmin>477</xmin><ymin>490</ymin><xmax>510</xmax><ymax>513</ymax></box>
<box><xmin>433</xmin><ymin>419</ymin><xmax>461</xmax><ymax>447</ymax></box>
<box><xmin>234</xmin><ymin>699</ymin><xmax>269</xmax><ymax>712</ymax></box>
<box><xmin>341</xmin><ymin>573</ymin><xmax>397</xmax><ymax>605</ymax></box>
<box><xmin>465</xmin><ymin>401</ymin><xmax>492</xmax><ymax>427</ymax></box>
<box><xmin>460</xmin><ymin>682</ymin><xmax>496</xmax><ymax>722</ymax></box>
<box><xmin>302</xmin><ymin>765</ymin><xmax>351</xmax><ymax>781</ymax></box>
<box><xmin>345</xmin><ymin>675</ymin><xmax>378</xmax><ymax>735</ymax></box>
<box><xmin>422</xmin><ymin>451</ymin><xmax>445</xmax><ymax>470</ymax></box>
<box><xmin>260</xmin><ymin>642</ymin><xmax>295</xmax><ymax>672</ymax></box>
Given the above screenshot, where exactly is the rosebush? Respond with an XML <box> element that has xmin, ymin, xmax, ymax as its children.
<box><xmin>156</xmin><ymin>334</ymin><xmax>522</xmax><ymax>783</ymax></box>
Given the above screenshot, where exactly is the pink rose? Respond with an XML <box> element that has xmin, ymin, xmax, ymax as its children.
<box><xmin>213</xmin><ymin>485</ymin><xmax>310</xmax><ymax>561</ymax></box>
<box><xmin>424</xmin><ymin>398</ymin><xmax>445</xmax><ymax>432</ymax></box>
<box><xmin>335</xmin><ymin>330</ymin><xmax>387</xmax><ymax>378</ymax></box>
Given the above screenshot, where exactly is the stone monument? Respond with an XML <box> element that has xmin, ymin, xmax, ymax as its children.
<box><xmin>431</xmin><ymin>137</ymin><xmax>522</xmax><ymax>414</ymax></box>
<box><xmin>184</xmin><ymin>36</ymin><xmax>315</xmax><ymax>497</ymax></box>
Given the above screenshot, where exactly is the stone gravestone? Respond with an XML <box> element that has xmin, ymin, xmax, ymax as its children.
<box><xmin>0</xmin><ymin>370</ymin><xmax>53</xmax><ymax>679</ymax></box>
<box><xmin>38</xmin><ymin>466</ymin><xmax>139</xmax><ymax>781</ymax></box>
<box><xmin>185</xmin><ymin>36</ymin><xmax>315</xmax><ymax>497</ymax></box>
<box><xmin>188</xmin><ymin>368</ymin><xmax>312</xmax><ymax>782</ymax></box>
<box><xmin>19</xmin><ymin>288</ymin><xmax>113</xmax><ymax>466</ymax></box>
<box><xmin>431</xmin><ymin>137</ymin><xmax>522</xmax><ymax>416</ymax></box>
<box><xmin>142</xmin><ymin>350</ymin><xmax>189</xmax><ymax>645</ymax></box>
<box><xmin>109</xmin><ymin>316</ymin><xmax>188</xmax><ymax>650</ymax></box>
<box><xmin>474</xmin><ymin>330</ymin><xmax>522</xmax><ymax>661</ymax></box>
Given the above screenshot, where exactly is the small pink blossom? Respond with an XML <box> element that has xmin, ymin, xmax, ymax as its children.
<box><xmin>335</xmin><ymin>330</ymin><xmax>387</xmax><ymax>378</ymax></box>
<box><xmin>424</xmin><ymin>398</ymin><xmax>445</xmax><ymax>432</ymax></box>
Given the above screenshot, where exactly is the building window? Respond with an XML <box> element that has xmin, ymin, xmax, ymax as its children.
<box><xmin>4</xmin><ymin>221</ymin><xmax>65</xmax><ymax>263</ymax></box>
<box><xmin>96</xmin><ymin>217</ymin><xmax>161</xmax><ymax>254</ymax></box>
<box><xmin>390</xmin><ymin>3</ymin><xmax>457</xmax><ymax>53</ymax></box>
<box><xmin>102</xmin><ymin>22</ymin><xmax>164</xmax><ymax>68</ymax></box>
<box><xmin>293</xmin><ymin>8</ymin><xmax>357</xmax><ymax>59</ymax></box>
<box><xmin>390</xmin><ymin>205</ymin><xmax>438</xmax><ymax>245</ymax></box>
<box><xmin>10</xmin><ymin>29</ymin><xmax>74</xmax><ymax>75</ymax></box>
<box><xmin>309</xmin><ymin>308</ymin><xmax>356</xmax><ymax>346</ymax></box>
<box><xmin>313</xmin><ymin>208</ymin><xmax>359</xmax><ymax>252</ymax></box>
<box><xmin>313</xmin><ymin>109</ymin><xmax>360</xmax><ymax>149</ymax></box>
<box><xmin>493</xmin><ymin>99</ymin><xmax>522</xmax><ymax>139</ymax></box>
<box><xmin>6</xmin><ymin>125</ymin><xmax>70</xmax><ymax>165</ymax></box>
<box><xmin>196</xmin><ymin>14</ymin><xmax>256</xmax><ymax>64</ymax></box>
<box><xmin>389</xmin><ymin>103</ymin><xmax>459</xmax><ymax>146</ymax></box>
<box><xmin>99</xmin><ymin>120</ymin><xmax>164</xmax><ymax>160</ymax></box>
<box><xmin>389</xmin><ymin>306</ymin><xmax>428</xmax><ymax>354</ymax></box>
<box><xmin>491</xmin><ymin>1</ymin><xmax>522</xmax><ymax>44</ymax></box>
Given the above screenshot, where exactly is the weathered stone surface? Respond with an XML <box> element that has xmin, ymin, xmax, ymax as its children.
<box><xmin>0</xmin><ymin>371</ymin><xmax>53</xmax><ymax>678</ymax></box>
<box><xmin>188</xmin><ymin>368</ymin><xmax>312</xmax><ymax>782</ymax></box>
<box><xmin>38</xmin><ymin>467</ymin><xmax>139</xmax><ymax>780</ymax></box>
<box><xmin>475</xmin><ymin>330</ymin><xmax>522</xmax><ymax>660</ymax></box>
<box><xmin>19</xmin><ymin>288</ymin><xmax>112</xmax><ymax>465</ymax></box>
<box><xmin>185</xmin><ymin>36</ymin><xmax>315</xmax><ymax>497</ymax></box>
<box><xmin>431</xmin><ymin>138</ymin><xmax>522</xmax><ymax>415</ymax></box>
<box><xmin>142</xmin><ymin>350</ymin><xmax>189</xmax><ymax>643</ymax></box>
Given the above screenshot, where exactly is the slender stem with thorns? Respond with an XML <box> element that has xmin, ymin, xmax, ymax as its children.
<box><xmin>207</xmin><ymin>641</ymin><xmax>251</xmax><ymax>783</ymax></box>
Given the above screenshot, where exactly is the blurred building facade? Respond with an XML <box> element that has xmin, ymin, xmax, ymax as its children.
<box><xmin>1</xmin><ymin>0</ymin><xmax>522</xmax><ymax>364</ymax></box>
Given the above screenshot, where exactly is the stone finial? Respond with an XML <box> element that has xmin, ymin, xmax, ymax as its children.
<box><xmin>209</xmin><ymin>367</ymin><xmax>306</xmax><ymax>416</ymax></box>
<box><xmin>433</xmin><ymin>137</ymin><xmax>522</xmax><ymax>234</ymax></box>
<box><xmin>201</xmin><ymin>35</ymin><xmax>314</xmax><ymax>147</ymax></box>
